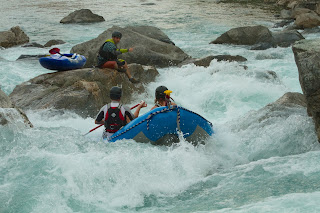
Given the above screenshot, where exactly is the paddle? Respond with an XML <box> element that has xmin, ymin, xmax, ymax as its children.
<box><xmin>83</xmin><ymin>102</ymin><xmax>144</xmax><ymax>136</ymax></box>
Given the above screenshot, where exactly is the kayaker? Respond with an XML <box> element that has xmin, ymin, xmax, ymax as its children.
<box><xmin>97</xmin><ymin>31</ymin><xmax>139</xmax><ymax>83</ymax></box>
<box><xmin>49</xmin><ymin>47</ymin><xmax>77</xmax><ymax>59</ymax></box>
<box><xmin>95</xmin><ymin>86</ymin><xmax>146</xmax><ymax>139</ymax></box>
<box><xmin>150</xmin><ymin>86</ymin><xmax>176</xmax><ymax>110</ymax></box>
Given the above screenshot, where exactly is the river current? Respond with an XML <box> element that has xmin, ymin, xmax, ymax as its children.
<box><xmin>1</xmin><ymin>0</ymin><xmax>320</xmax><ymax>212</ymax></box>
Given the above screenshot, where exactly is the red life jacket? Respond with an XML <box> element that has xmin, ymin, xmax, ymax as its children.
<box><xmin>104</xmin><ymin>104</ymin><xmax>126</xmax><ymax>133</ymax></box>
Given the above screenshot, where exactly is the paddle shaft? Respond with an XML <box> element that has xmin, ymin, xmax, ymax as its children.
<box><xmin>83</xmin><ymin>103</ymin><xmax>141</xmax><ymax>136</ymax></box>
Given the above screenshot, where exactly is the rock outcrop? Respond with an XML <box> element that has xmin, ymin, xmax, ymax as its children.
<box><xmin>71</xmin><ymin>25</ymin><xmax>190</xmax><ymax>68</ymax></box>
<box><xmin>9</xmin><ymin>65</ymin><xmax>159</xmax><ymax>118</ymax></box>
<box><xmin>275</xmin><ymin>1</ymin><xmax>320</xmax><ymax>29</ymax></box>
<box><xmin>292</xmin><ymin>38</ymin><xmax>320</xmax><ymax>142</ymax></box>
<box><xmin>0</xmin><ymin>26</ymin><xmax>29</xmax><ymax>48</ymax></box>
<box><xmin>0</xmin><ymin>89</ymin><xmax>32</xmax><ymax>127</ymax></box>
<box><xmin>60</xmin><ymin>9</ymin><xmax>105</xmax><ymax>24</ymax></box>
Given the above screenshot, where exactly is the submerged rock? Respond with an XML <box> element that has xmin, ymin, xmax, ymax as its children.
<box><xmin>60</xmin><ymin>9</ymin><xmax>105</xmax><ymax>24</ymax></box>
<box><xmin>292</xmin><ymin>38</ymin><xmax>320</xmax><ymax>142</ymax></box>
<box><xmin>0</xmin><ymin>89</ymin><xmax>13</xmax><ymax>108</ymax></box>
<box><xmin>194</xmin><ymin>55</ymin><xmax>247</xmax><ymax>67</ymax></box>
<box><xmin>227</xmin><ymin>92</ymin><xmax>314</xmax><ymax>160</ymax></box>
<box><xmin>9</xmin><ymin>65</ymin><xmax>159</xmax><ymax>118</ymax></box>
<box><xmin>0</xmin><ymin>26</ymin><xmax>29</xmax><ymax>48</ymax></box>
<box><xmin>141</xmin><ymin>3</ymin><xmax>156</xmax><ymax>5</ymax></box>
<box><xmin>229</xmin><ymin>92</ymin><xmax>307</xmax><ymax>132</ymax></box>
<box><xmin>302</xmin><ymin>27</ymin><xmax>320</xmax><ymax>34</ymax></box>
<box><xmin>71</xmin><ymin>25</ymin><xmax>190</xmax><ymax>68</ymax></box>
<box><xmin>0</xmin><ymin>89</ymin><xmax>32</xmax><ymax>127</ymax></box>
<box><xmin>44</xmin><ymin>39</ymin><xmax>66</xmax><ymax>47</ymax></box>
<box><xmin>272</xmin><ymin>30</ymin><xmax>305</xmax><ymax>47</ymax></box>
<box><xmin>273</xmin><ymin>19</ymin><xmax>294</xmax><ymax>28</ymax></box>
<box><xmin>17</xmin><ymin>54</ymin><xmax>47</xmax><ymax>60</ymax></box>
<box><xmin>22</xmin><ymin>42</ymin><xmax>44</xmax><ymax>48</ymax></box>
<box><xmin>254</xmin><ymin>71</ymin><xmax>279</xmax><ymax>82</ymax></box>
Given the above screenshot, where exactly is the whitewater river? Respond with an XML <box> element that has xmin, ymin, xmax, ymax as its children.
<box><xmin>1</xmin><ymin>0</ymin><xmax>320</xmax><ymax>212</ymax></box>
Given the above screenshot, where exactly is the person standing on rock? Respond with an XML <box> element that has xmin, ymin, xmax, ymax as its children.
<box><xmin>95</xmin><ymin>86</ymin><xmax>146</xmax><ymax>139</ymax></box>
<box><xmin>97</xmin><ymin>31</ymin><xmax>139</xmax><ymax>83</ymax></box>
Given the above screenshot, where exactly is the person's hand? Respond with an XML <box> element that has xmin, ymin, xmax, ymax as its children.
<box><xmin>139</xmin><ymin>100</ymin><xmax>147</xmax><ymax>108</ymax></box>
<box><xmin>128</xmin><ymin>47</ymin><xmax>134</xmax><ymax>52</ymax></box>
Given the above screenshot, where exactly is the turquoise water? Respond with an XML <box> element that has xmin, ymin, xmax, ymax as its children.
<box><xmin>1</xmin><ymin>0</ymin><xmax>320</xmax><ymax>212</ymax></box>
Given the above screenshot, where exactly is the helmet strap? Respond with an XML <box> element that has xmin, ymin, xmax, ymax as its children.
<box><xmin>165</xmin><ymin>95</ymin><xmax>171</xmax><ymax>108</ymax></box>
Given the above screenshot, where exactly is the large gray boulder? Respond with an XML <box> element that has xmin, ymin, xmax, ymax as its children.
<box><xmin>71</xmin><ymin>25</ymin><xmax>190</xmax><ymax>68</ymax></box>
<box><xmin>210</xmin><ymin>25</ymin><xmax>273</xmax><ymax>45</ymax></box>
<box><xmin>211</xmin><ymin>25</ymin><xmax>304</xmax><ymax>49</ymax></box>
<box><xmin>0</xmin><ymin>26</ymin><xmax>29</xmax><ymax>48</ymax></box>
<box><xmin>60</xmin><ymin>9</ymin><xmax>105</xmax><ymax>24</ymax></box>
<box><xmin>9</xmin><ymin>65</ymin><xmax>159</xmax><ymax>118</ymax></box>
<box><xmin>0</xmin><ymin>89</ymin><xmax>32</xmax><ymax>127</ymax></box>
<box><xmin>292</xmin><ymin>38</ymin><xmax>320</xmax><ymax>142</ymax></box>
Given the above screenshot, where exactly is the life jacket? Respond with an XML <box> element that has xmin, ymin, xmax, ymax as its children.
<box><xmin>104</xmin><ymin>104</ymin><xmax>126</xmax><ymax>133</ymax></box>
<box><xmin>155</xmin><ymin>98</ymin><xmax>171</xmax><ymax>107</ymax></box>
<box><xmin>98</xmin><ymin>39</ymin><xmax>117</xmax><ymax>62</ymax></box>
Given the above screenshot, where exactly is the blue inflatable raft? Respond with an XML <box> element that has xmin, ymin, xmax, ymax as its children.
<box><xmin>106</xmin><ymin>106</ymin><xmax>214</xmax><ymax>145</ymax></box>
<box><xmin>39</xmin><ymin>54</ymin><xmax>86</xmax><ymax>71</ymax></box>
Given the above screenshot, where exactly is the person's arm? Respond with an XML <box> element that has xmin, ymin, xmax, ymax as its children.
<box><xmin>95</xmin><ymin>111</ymin><xmax>105</xmax><ymax>124</ymax></box>
<box><xmin>134</xmin><ymin>101</ymin><xmax>147</xmax><ymax>118</ymax></box>
<box><xmin>117</xmin><ymin>47</ymin><xmax>134</xmax><ymax>54</ymax></box>
<box><xmin>122</xmin><ymin>105</ymin><xmax>137</xmax><ymax>123</ymax></box>
<box><xmin>150</xmin><ymin>105</ymin><xmax>157</xmax><ymax>111</ymax></box>
<box><xmin>125</xmin><ymin>115</ymin><xmax>131</xmax><ymax>124</ymax></box>
<box><xmin>95</xmin><ymin>106</ymin><xmax>106</xmax><ymax>124</ymax></box>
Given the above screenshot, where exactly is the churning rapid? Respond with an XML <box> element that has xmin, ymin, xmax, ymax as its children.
<box><xmin>1</xmin><ymin>0</ymin><xmax>320</xmax><ymax>212</ymax></box>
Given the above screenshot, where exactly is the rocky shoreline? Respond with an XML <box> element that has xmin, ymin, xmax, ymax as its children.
<box><xmin>219</xmin><ymin>0</ymin><xmax>283</xmax><ymax>13</ymax></box>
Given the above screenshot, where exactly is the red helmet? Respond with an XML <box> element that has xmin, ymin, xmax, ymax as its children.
<box><xmin>49</xmin><ymin>48</ymin><xmax>60</xmax><ymax>54</ymax></box>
